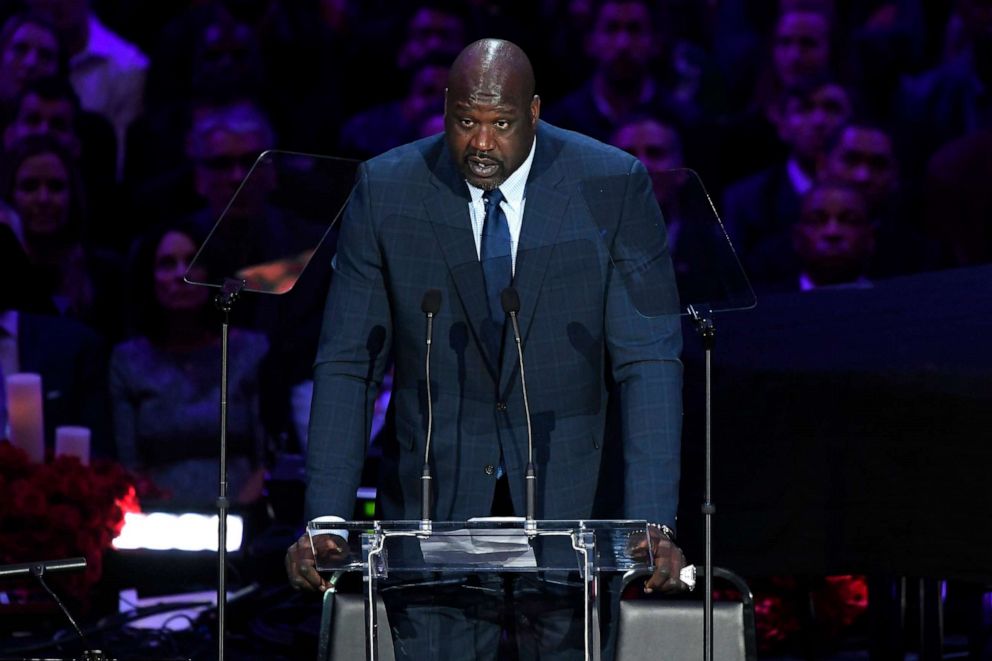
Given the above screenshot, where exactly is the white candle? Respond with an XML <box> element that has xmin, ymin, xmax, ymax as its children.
<box><xmin>7</xmin><ymin>373</ymin><xmax>44</xmax><ymax>463</ymax></box>
<box><xmin>55</xmin><ymin>426</ymin><xmax>91</xmax><ymax>466</ymax></box>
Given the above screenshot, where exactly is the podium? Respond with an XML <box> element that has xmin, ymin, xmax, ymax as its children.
<box><xmin>308</xmin><ymin>519</ymin><xmax>654</xmax><ymax>661</ymax></box>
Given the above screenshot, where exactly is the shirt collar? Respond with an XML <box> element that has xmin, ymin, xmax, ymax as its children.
<box><xmin>0</xmin><ymin>310</ymin><xmax>18</xmax><ymax>338</ymax></box>
<box><xmin>786</xmin><ymin>157</ymin><xmax>815</xmax><ymax>196</ymax></box>
<box><xmin>466</xmin><ymin>136</ymin><xmax>537</xmax><ymax>213</ymax></box>
<box><xmin>72</xmin><ymin>14</ymin><xmax>114</xmax><ymax>64</ymax></box>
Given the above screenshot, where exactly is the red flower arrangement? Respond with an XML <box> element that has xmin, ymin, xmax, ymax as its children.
<box><xmin>717</xmin><ymin>573</ymin><xmax>869</xmax><ymax>654</ymax></box>
<box><xmin>0</xmin><ymin>441</ymin><xmax>141</xmax><ymax>607</ymax></box>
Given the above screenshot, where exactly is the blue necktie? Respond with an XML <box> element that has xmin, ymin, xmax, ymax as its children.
<box><xmin>481</xmin><ymin>188</ymin><xmax>512</xmax><ymax>325</ymax></box>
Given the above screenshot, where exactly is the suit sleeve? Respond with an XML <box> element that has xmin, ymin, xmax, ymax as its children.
<box><xmin>605</xmin><ymin>159</ymin><xmax>684</xmax><ymax>529</ymax></box>
<box><xmin>304</xmin><ymin>164</ymin><xmax>393</xmax><ymax>522</ymax></box>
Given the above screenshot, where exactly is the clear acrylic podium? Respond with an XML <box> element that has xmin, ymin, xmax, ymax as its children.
<box><xmin>308</xmin><ymin>519</ymin><xmax>654</xmax><ymax>661</ymax></box>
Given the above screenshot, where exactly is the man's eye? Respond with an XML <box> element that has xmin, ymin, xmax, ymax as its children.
<box><xmin>495</xmin><ymin>120</ymin><xmax>510</xmax><ymax>129</ymax></box>
<box><xmin>459</xmin><ymin>118</ymin><xmax>474</xmax><ymax>127</ymax></box>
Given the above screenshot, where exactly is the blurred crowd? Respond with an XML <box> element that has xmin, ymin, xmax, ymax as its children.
<box><xmin>0</xmin><ymin>0</ymin><xmax>989</xmax><ymax>512</ymax></box>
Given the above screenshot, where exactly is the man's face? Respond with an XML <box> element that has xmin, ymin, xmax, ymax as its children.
<box><xmin>773</xmin><ymin>11</ymin><xmax>830</xmax><ymax>87</ymax></box>
<box><xmin>444</xmin><ymin>76</ymin><xmax>540</xmax><ymax>191</ymax></box>
<box><xmin>398</xmin><ymin>8</ymin><xmax>465</xmax><ymax>69</ymax></box>
<box><xmin>405</xmin><ymin>64</ymin><xmax>448</xmax><ymax>122</ymax></box>
<box><xmin>822</xmin><ymin>127</ymin><xmax>897</xmax><ymax>209</ymax></box>
<box><xmin>587</xmin><ymin>1</ymin><xmax>655</xmax><ymax>83</ymax></box>
<box><xmin>13</xmin><ymin>152</ymin><xmax>70</xmax><ymax>238</ymax></box>
<box><xmin>793</xmin><ymin>185</ymin><xmax>873</xmax><ymax>280</ymax></box>
<box><xmin>0</xmin><ymin>23</ymin><xmax>59</xmax><ymax>97</ymax></box>
<box><xmin>4</xmin><ymin>94</ymin><xmax>79</xmax><ymax>154</ymax></box>
<box><xmin>612</xmin><ymin>119</ymin><xmax>684</xmax><ymax>203</ymax></box>
<box><xmin>612</xmin><ymin>119</ymin><xmax>683</xmax><ymax>172</ymax></box>
<box><xmin>193</xmin><ymin>21</ymin><xmax>260</xmax><ymax>94</ymax></box>
<box><xmin>193</xmin><ymin>129</ymin><xmax>269</xmax><ymax>216</ymax></box>
<box><xmin>777</xmin><ymin>83</ymin><xmax>851</xmax><ymax>161</ymax></box>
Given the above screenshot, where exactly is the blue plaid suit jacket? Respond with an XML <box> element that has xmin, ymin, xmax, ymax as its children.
<box><xmin>305</xmin><ymin>121</ymin><xmax>683</xmax><ymax>527</ymax></box>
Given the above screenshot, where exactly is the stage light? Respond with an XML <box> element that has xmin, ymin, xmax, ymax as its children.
<box><xmin>112</xmin><ymin>511</ymin><xmax>243</xmax><ymax>552</ymax></box>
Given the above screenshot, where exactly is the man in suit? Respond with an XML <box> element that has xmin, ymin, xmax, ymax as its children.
<box><xmin>286</xmin><ymin>39</ymin><xmax>687</xmax><ymax>658</ymax></box>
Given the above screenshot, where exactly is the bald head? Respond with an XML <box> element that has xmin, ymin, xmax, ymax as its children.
<box><xmin>444</xmin><ymin>39</ymin><xmax>540</xmax><ymax>190</ymax></box>
<box><xmin>447</xmin><ymin>39</ymin><xmax>535</xmax><ymax>107</ymax></box>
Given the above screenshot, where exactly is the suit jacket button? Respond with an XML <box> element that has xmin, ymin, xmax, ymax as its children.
<box><xmin>496</xmin><ymin>401</ymin><xmax>507</xmax><ymax>412</ymax></box>
<box><xmin>484</xmin><ymin>464</ymin><xmax>496</xmax><ymax>476</ymax></box>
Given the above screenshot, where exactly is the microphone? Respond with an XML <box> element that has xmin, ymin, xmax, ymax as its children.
<box><xmin>420</xmin><ymin>289</ymin><xmax>442</xmax><ymax>532</ymax></box>
<box><xmin>500</xmin><ymin>287</ymin><xmax>536</xmax><ymax>533</ymax></box>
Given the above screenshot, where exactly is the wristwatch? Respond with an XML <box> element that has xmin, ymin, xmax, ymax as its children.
<box><xmin>647</xmin><ymin>522</ymin><xmax>676</xmax><ymax>541</ymax></box>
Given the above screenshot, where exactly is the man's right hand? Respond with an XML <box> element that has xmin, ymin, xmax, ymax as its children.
<box><xmin>284</xmin><ymin>532</ymin><xmax>348</xmax><ymax>592</ymax></box>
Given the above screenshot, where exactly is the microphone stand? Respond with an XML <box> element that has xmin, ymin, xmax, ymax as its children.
<box><xmin>213</xmin><ymin>277</ymin><xmax>245</xmax><ymax>661</ymax></box>
<box><xmin>688</xmin><ymin>303</ymin><xmax>716</xmax><ymax>661</ymax></box>
<box><xmin>420</xmin><ymin>290</ymin><xmax>442</xmax><ymax>534</ymax></box>
<box><xmin>0</xmin><ymin>558</ymin><xmax>104</xmax><ymax>659</ymax></box>
<box><xmin>501</xmin><ymin>288</ymin><xmax>536</xmax><ymax>535</ymax></box>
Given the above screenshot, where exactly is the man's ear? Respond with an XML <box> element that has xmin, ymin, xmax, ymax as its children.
<box><xmin>530</xmin><ymin>95</ymin><xmax>541</xmax><ymax>126</ymax></box>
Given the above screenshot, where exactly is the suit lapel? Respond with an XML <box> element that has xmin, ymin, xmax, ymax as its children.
<box><xmin>423</xmin><ymin>148</ymin><xmax>500</xmax><ymax>380</ymax></box>
<box><xmin>500</xmin><ymin>129</ymin><xmax>570</xmax><ymax>393</ymax></box>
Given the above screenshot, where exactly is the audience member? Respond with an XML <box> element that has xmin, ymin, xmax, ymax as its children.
<box><xmin>0</xmin><ymin>134</ymin><xmax>123</xmax><ymax>336</ymax></box>
<box><xmin>0</xmin><ymin>12</ymin><xmax>63</xmax><ymax>116</ymax></box>
<box><xmin>543</xmin><ymin>0</ymin><xmax>694</xmax><ymax>143</ymax></box>
<box><xmin>342</xmin><ymin>2</ymin><xmax>469</xmax><ymax>119</ymax></box>
<box><xmin>23</xmin><ymin>0</ymin><xmax>148</xmax><ymax>173</ymax></box>
<box><xmin>338</xmin><ymin>54</ymin><xmax>450</xmax><ymax>159</ymax></box>
<box><xmin>131</xmin><ymin>99</ymin><xmax>276</xmax><ymax>236</ymax></box>
<box><xmin>185</xmin><ymin>101</ymin><xmax>277</xmax><ymax>236</ymax></box>
<box><xmin>127</xmin><ymin>7</ymin><xmax>287</xmax><ymax>204</ymax></box>
<box><xmin>818</xmin><ymin>121</ymin><xmax>898</xmax><ymax>214</ymax></box>
<box><xmin>109</xmin><ymin>222</ymin><xmax>269</xmax><ymax>509</ymax></box>
<box><xmin>721</xmin><ymin>1</ymin><xmax>837</xmax><ymax>182</ymax></box>
<box><xmin>818</xmin><ymin>120</ymin><xmax>929</xmax><ymax>277</ymax></box>
<box><xmin>395</xmin><ymin>2</ymin><xmax>468</xmax><ymax>74</ymax></box>
<box><xmin>793</xmin><ymin>180</ymin><xmax>875</xmax><ymax>290</ymax></box>
<box><xmin>609</xmin><ymin>114</ymin><xmax>686</xmax><ymax>216</ymax></box>
<box><xmin>2</xmin><ymin>76</ymin><xmax>118</xmax><ymax>245</ymax></box>
<box><xmin>840</xmin><ymin>0</ymin><xmax>929</xmax><ymax>121</ymax></box>
<box><xmin>894</xmin><ymin>0</ymin><xmax>992</xmax><ymax>181</ymax></box>
<box><xmin>722</xmin><ymin>79</ymin><xmax>853</xmax><ymax>286</ymax></box>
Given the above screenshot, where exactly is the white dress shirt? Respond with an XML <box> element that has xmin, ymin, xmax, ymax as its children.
<box><xmin>464</xmin><ymin>137</ymin><xmax>537</xmax><ymax>273</ymax></box>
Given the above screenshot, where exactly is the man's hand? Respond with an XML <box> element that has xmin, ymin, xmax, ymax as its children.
<box><xmin>284</xmin><ymin>533</ymin><xmax>348</xmax><ymax>592</ymax></box>
<box><xmin>629</xmin><ymin>526</ymin><xmax>690</xmax><ymax>594</ymax></box>
<box><xmin>644</xmin><ymin>534</ymin><xmax>688</xmax><ymax>594</ymax></box>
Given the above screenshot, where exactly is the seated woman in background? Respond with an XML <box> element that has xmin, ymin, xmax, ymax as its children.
<box><xmin>110</xmin><ymin>222</ymin><xmax>269</xmax><ymax>509</ymax></box>
<box><xmin>0</xmin><ymin>134</ymin><xmax>123</xmax><ymax>338</ymax></box>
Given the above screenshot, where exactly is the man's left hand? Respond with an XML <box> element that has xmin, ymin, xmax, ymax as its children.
<box><xmin>644</xmin><ymin>533</ymin><xmax>688</xmax><ymax>594</ymax></box>
<box><xmin>630</xmin><ymin>526</ymin><xmax>690</xmax><ymax>594</ymax></box>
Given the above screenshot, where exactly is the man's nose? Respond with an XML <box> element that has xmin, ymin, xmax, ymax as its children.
<box><xmin>822</xmin><ymin>217</ymin><xmax>846</xmax><ymax>236</ymax></box>
<box><xmin>851</xmin><ymin>163</ymin><xmax>872</xmax><ymax>182</ymax></box>
<box><xmin>23</xmin><ymin>49</ymin><xmax>39</xmax><ymax>70</ymax></box>
<box><xmin>470</xmin><ymin>125</ymin><xmax>494</xmax><ymax>151</ymax></box>
<box><xmin>228</xmin><ymin>162</ymin><xmax>250</xmax><ymax>182</ymax></box>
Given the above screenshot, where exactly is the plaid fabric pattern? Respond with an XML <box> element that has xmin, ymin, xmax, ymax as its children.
<box><xmin>305</xmin><ymin>122</ymin><xmax>682</xmax><ymax>528</ymax></box>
